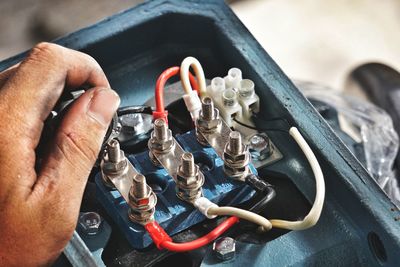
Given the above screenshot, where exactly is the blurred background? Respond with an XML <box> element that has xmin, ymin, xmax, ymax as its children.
<box><xmin>1</xmin><ymin>0</ymin><xmax>400</xmax><ymax>91</ymax></box>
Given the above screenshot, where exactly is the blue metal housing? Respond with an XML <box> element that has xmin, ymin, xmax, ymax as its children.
<box><xmin>1</xmin><ymin>0</ymin><xmax>400</xmax><ymax>265</ymax></box>
<box><xmin>95</xmin><ymin>130</ymin><xmax>255</xmax><ymax>249</ymax></box>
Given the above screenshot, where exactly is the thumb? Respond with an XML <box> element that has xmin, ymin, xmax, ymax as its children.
<box><xmin>33</xmin><ymin>87</ymin><xmax>119</xmax><ymax>206</ymax></box>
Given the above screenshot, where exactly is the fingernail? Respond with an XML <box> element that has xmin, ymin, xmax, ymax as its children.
<box><xmin>87</xmin><ymin>88</ymin><xmax>120</xmax><ymax>126</ymax></box>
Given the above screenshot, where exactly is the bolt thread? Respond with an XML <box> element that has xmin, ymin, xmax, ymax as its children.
<box><xmin>229</xmin><ymin>131</ymin><xmax>242</xmax><ymax>154</ymax></box>
<box><xmin>202</xmin><ymin>97</ymin><xmax>214</xmax><ymax>120</ymax></box>
<box><xmin>181</xmin><ymin>152</ymin><xmax>195</xmax><ymax>176</ymax></box>
<box><xmin>154</xmin><ymin>118</ymin><xmax>168</xmax><ymax>141</ymax></box>
<box><xmin>132</xmin><ymin>174</ymin><xmax>148</xmax><ymax>198</ymax></box>
<box><xmin>108</xmin><ymin>139</ymin><xmax>121</xmax><ymax>163</ymax></box>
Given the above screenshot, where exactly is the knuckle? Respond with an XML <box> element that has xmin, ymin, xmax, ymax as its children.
<box><xmin>32</xmin><ymin>42</ymin><xmax>58</xmax><ymax>54</ymax></box>
<box><xmin>27</xmin><ymin>42</ymin><xmax>62</xmax><ymax>66</ymax></box>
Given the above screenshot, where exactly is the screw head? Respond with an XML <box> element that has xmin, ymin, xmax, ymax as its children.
<box><xmin>213</xmin><ymin>237</ymin><xmax>236</xmax><ymax>261</ymax></box>
<box><xmin>78</xmin><ymin>212</ymin><xmax>102</xmax><ymax>236</ymax></box>
<box><xmin>250</xmin><ymin>134</ymin><xmax>267</xmax><ymax>148</ymax></box>
<box><xmin>249</xmin><ymin>134</ymin><xmax>272</xmax><ymax>160</ymax></box>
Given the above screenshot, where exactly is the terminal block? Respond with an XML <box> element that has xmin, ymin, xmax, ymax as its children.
<box><xmin>206</xmin><ymin>68</ymin><xmax>260</xmax><ymax>127</ymax></box>
<box><xmin>95</xmin><ymin>130</ymin><xmax>256</xmax><ymax>249</ymax></box>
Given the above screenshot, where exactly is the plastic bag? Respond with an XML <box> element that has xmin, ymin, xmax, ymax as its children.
<box><xmin>296</xmin><ymin>81</ymin><xmax>400</xmax><ymax>207</ymax></box>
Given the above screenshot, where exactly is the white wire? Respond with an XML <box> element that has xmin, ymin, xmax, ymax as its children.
<box><xmin>180</xmin><ymin>57</ymin><xmax>207</xmax><ymax>96</ymax></box>
<box><xmin>207</xmin><ymin>206</ymin><xmax>272</xmax><ymax>231</ymax></box>
<box><xmin>205</xmin><ymin>126</ymin><xmax>325</xmax><ymax>232</ymax></box>
<box><xmin>269</xmin><ymin>126</ymin><xmax>325</xmax><ymax>230</ymax></box>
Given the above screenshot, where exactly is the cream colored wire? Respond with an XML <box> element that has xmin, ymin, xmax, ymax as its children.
<box><xmin>206</xmin><ymin>127</ymin><xmax>325</xmax><ymax>231</ymax></box>
<box><xmin>269</xmin><ymin>127</ymin><xmax>325</xmax><ymax>230</ymax></box>
<box><xmin>207</xmin><ymin>206</ymin><xmax>272</xmax><ymax>231</ymax></box>
<box><xmin>180</xmin><ymin>56</ymin><xmax>207</xmax><ymax>96</ymax></box>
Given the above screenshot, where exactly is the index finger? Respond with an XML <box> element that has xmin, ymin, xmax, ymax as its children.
<box><xmin>0</xmin><ymin>42</ymin><xmax>110</xmax><ymax>150</ymax></box>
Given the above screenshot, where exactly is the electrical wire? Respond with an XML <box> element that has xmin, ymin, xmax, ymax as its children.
<box><xmin>180</xmin><ymin>57</ymin><xmax>207</xmax><ymax>96</ymax></box>
<box><xmin>117</xmin><ymin>105</ymin><xmax>153</xmax><ymax>116</ymax></box>
<box><xmin>207</xmin><ymin>206</ymin><xmax>272</xmax><ymax>232</ymax></box>
<box><xmin>154</xmin><ymin>66</ymin><xmax>199</xmax><ymax>121</ymax></box>
<box><xmin>145</xmin><ymin>217</ymin><xmax>239</xmax><ymax>252</ymax></box>
<box><xmin>206</xmin><ymin>127</ymin><xmax>325</xmax><ymax>232</ymax></box>
<box><xmin>269</xmin><ymin>127</ymin><xmax>325</xmax><ymax>230</ymax></box>
<box><xmin>249</xmin><ymin>187</ymin><xmax>276</xmax><ymax>214</ymax></box>
<box><xmin>233</xmin><ymin>117</ymin><xmax>290</xmax><ymax>133</ymax></box>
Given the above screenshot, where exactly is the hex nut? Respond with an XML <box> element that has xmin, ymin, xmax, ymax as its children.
<box><xmin>79</xmin><ymin>212</ymin><xmax>102</xmax><ymax>236</ymax></box>
<box><xmin>197</xmin><ymin>117</ymin><xmax>221</xmax><ymax>132</ymax></box>
<box><xmin>176</xmin><ymin>187</ymin><xmax>203</xmax><ymax>200</ymax></box>
<box><xmin>176</xmin><ymin>165</ymin><xmax>201</xmax><ymax>186</ymax></box>
<box><xmin>129</xmin><ymin>185</ymin><xmax>157</xmax><ymax>210</ymax></box>
<box><xmin>148</xmin><ymin>130</ymin><xmax>175</xmax><ymax>152</ymax></box>
<box><xmin>249</xmin><ymin>134</ymin><xmax>272</xmax><ymax>160</ymax></box>
<box><xmin>223</xmin><ymin>150</ymin><xmax>248</xmax><ymax>164</ymax></box>
<box><xmin>213</xmin><ymin>237</ymin><xmax>236</xmax><ymax>261</ymax></box>
<box><xmin>197</xmin><ymin>108</ymin><xmax>221</xmax><ymax>132</ymax></box>
<box><xmin>101</xmin><ymin>155</ymin><xmax>128</xmax><ymax>174</ymax></box>
<box><xmin>176</xmin><ymin>167</ymin><xmax>205</xmax><ymax>202</ymax></box>
<box><xmin>128</xmin><ymin>207</ymin><xmax>155</xmax><ymax>224</ymax></box>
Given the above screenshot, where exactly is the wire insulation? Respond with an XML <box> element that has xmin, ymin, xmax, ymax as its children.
<box><xmin>154</xmin><ymin>66</ymin><xmax>199</xmax><ymax>121</ymax></box>
<box><xmin>146</xmin><ymin>217</ymin><xmax>239</xmax><ymax>252</ymax></box>
<box><xmin>207</xmin><ymin>206</ymin><xmax>272</xmax><ymax>231</ymax></box>
<box><xmin>206</xmin><ymin>127</ymin><xmax>325</xmax><ymax>232</ymax></box>
<box><xmin>269</xmin><ymin>127</ymin><xmax>325</xmax><ymax>230</ymax></box>
<box><xmin>180</xmin><ymin>57</ymin><xmax>207</xmax><ymax>96</ymax></box>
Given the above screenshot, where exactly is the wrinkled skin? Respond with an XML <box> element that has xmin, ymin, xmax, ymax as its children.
<box><xmin>0</xmin><ymin>43</ymin><xmax>120</xmax><ymax>266</ymax></box>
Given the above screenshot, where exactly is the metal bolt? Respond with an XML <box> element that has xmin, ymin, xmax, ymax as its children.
<box><xmin>201</xmin><ymin>97</ymin><xmax>214</xmax><ymax>121</ymax></box>
<box><xmin>128</xmin><ymin>174</ymin><xmax>157</xmax><ymax>224</ymax></box>
<box><xmin>181</xmin><ymin>152</ymin><xmax>195</xmax><ymax>176</ymax></box>
<box><xmin>250</xmin><ymin>134</ymin><xmax>266</xmax><ymax>149</ymax></box>
<box><xmin>229</xmin><ymin>131</ymin><xmax>242</xmax><ymax>155</ymax></box>
<box><xmin>249</xmin><ymin>134</ymin><xmax>272</xmax><ymax>160</ymax></box>
<box><xmin>108</xmin><ymin>139</ymin><xmax>121</xmax><ymax>163</ymax></box>
<box><xmin>154</xmin><ymin>118</ymin><xmax>168</xmax><ymax>141</ymax></box>
<box><xmin>78</xmin><ymin>212</ymin><xmax>102</xmax><ymax>236</ymax></box>
<box><xmin>213</xmin><ymin>237</ymin><xmax>236</xmax><ymax>261</ymax></box>
<box><xmin>132</xmin><ymin>174</ymin><xmax>148</xmax><ymax>198</ymax></box>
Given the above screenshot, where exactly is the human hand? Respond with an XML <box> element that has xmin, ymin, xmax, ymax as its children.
<box><xmin>0</xmin><ymin>43</ymin><xmax>120</xmax><ymax>266</ymax></box>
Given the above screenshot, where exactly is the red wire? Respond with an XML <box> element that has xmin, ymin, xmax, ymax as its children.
<box><xmin>154</xmin><ymin>66</ymin><xmax>199</xmax><ymax>121</ymax></box>
<box><xmin>146</xmin><ymin>216</ymin><xmax>239</xmax><ymax>252</ymax></box>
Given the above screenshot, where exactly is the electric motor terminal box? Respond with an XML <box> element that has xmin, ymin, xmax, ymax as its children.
<box><xmin>1</xmin><ymin>0</ymin><xmax>400</xmax><ymax>266</ymax></box>
<box><xmin>96</xmin><ymin>130</ymin><xmax>257</xmax><ymax>249</ymax></box>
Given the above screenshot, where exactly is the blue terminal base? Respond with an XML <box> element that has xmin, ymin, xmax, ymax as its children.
<box><xmin>95</xmin><ymin>130</ymin><xmax>256</xmax><ymax>249</ymax></box>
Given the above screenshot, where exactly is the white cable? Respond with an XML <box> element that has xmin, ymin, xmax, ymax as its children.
<box><xmin>194</xmin><ymin>197</ymin><xmax>219</xmax><ymax>219</ymax></box>
<box><xmin>208</xmin><ymin>126</ymin><xmax>324</xmax><ymax>231</ymax></box>
<box><xmin>207</xmin><ymin>206</ymin><xmax>272</xmax><ymax>231</ymax></box>
<box><xmin>269</xmin><ymin>127</ymin><xmax>325</xmax><ymax>230</ymax></box>
<box><xmin>193</xmin><ymin>126</ymin><xmax>324</xmax><ymax>232</ymax></box>
<box><xmin>180</xmin><ymin>57</ymin><xmax>207</xmax><ymax>96</ymax></box>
